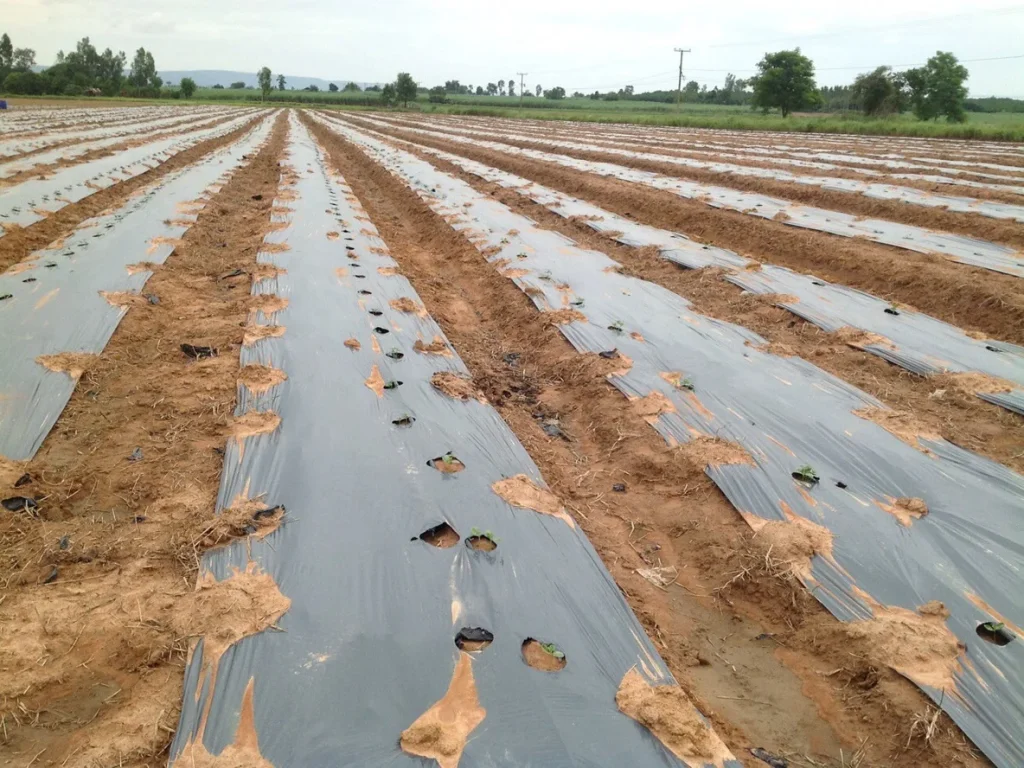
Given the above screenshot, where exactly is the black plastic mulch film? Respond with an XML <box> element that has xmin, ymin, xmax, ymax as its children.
<box><xmin>311</xmin><ymin>111</ymin><xmax>1024</xmax><ymax>768</ymax></box>
<box><xmin>412</xmin><ymin>114</ymin><xmax>1024</xmax><ymax>196</ymax></box>
<box><xmin>169</xmin><ymin>113</ymin><xmax>733</xmax><ymax>767</ymax></box>
<box><xmin>0</xmin><ymin>109</ymin><xmax>267</xmax><ymax>235</ymax></box>
<box><xmin>338</xmin><ymin>124</ymin><xmax>1024</xmax><ymax>416</ymax></box>
<box><xmin>368</xmin><ymin>114</ymin><xmax>1024</xmax><ymax>223</ymax></box>
<box><xmin>0</xmin><ymin>115</ymin><xmax>277</xmax><ymax>461</ymax></box>
<box><xmin>350</xmin><ymin>114</ymin><xmax>1024</xmax><ymax>279</ymax></box>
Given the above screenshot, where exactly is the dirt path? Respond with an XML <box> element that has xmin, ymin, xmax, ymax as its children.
<box><xmin>0</xmin><ymin>113</ymin><xmax>267</xmax><ymax>274</ymax></box>
<box><xmin>389</xmin><ymin>138</ymin><xmax>1024</xmax><ymax>474</ymax></box>
<box><xmin>0</xmin><ymin>113</ymin><xmax>287</xmax><ymax>768</ymax></box>
<box><xmin>351</xmin><ymin>117</ymin><xmax>1024</xmax><ymax>346</ymax></box>
<box><xmin>368</xmin><ymin>117</ymin><xmax>1024</xmax><ymax>249</ymax></box>
<box><xmin>306</xmin><ymin>113</ymin><xmax>988</xmax><ymax>768</ymax></box>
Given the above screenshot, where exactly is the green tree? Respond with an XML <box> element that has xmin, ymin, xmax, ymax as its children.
<box><xmin>543</xmin><ymin>86</ymin><xmax>566</xmax><ymax>99</ymax></box>
<box><xmin>3</xmin><ymin>70</ymin><xmax>44</xmax><ymax>94</ymax></box>
<box><xmin>128</xmin><ymin>47</ymin><xmax>160</xmax><ymax>89</ymax></box>
<box><xmin>230</xmin><ymin>81</ymin><xmax>246</xmax><ymax>89</ymax></box>
<box><xmin>750</xmin><ymin>48</ymin><xmax>820</xmax><ymax>117</ymax></box>
<box><xmin>904</xmin><ymin>52</ymin><xmax>968</xmax><ymax>123</ymax></box>
<box><xmin>486</xmin><ymin>82</ymin><xmax>497</xmax><ymax>95</ymax></box>
<box><xmin>257</xmin><ymin>66</ymin><xmax>272</xmax><ymax>101</ymax></box>
<box><xmin>11</xmin><ymin>47</ymin><xmax>33</xmax><ymax>71</ymax></box>
<box><xmin>428</xmin><ymin>85</ymin><xmax>447</xmax><ymax>103</ymax></box>
<box><xmin>179</xmin><ymin>77</ymin><xmax>197</xmax><ymax>99</ymax></box>
<box><xmin>498</xmin><ymin>79</ymin><xmax>505</xmax><ymax>96</ymax></box>
<box><xmin>380</xmin><ymin>82</ymin><xmax>396</xmax><ymax>106</ymax></box>
<box><xmin>535</xmin><ymin>84</ymin><xmax>541</xmax><ymax>97</ymax></box>
<box><xmin>0</xmin><ymin>33</ymin><xmax>12</xmax><ymax>72</ymax></box>
<box><xmin>475</xmin><ymin>85</ymin><xmax>484</xmax><ymax>95</ymax></box>
<box><xmin>395</xmin><ymin>72</ymin><xmax>417</xmax><ymax>106</ymax></box>
<box><xmin>277</xmin><ymin>74</ymin><xmax>286</xmax><ymax>90</ymax></box>
<box><xmin>212</xmin><ymin>84</ymin><xmax>224</xmax><ymax>89</ymax></box>
<box><xmin>328</xmin><ymin>82</ymin><xmax>339</xmax><ymax>92</ymax></box>
<box><xmin>343</xmin><ymin>81</ymin><xmax>361</xmax><ymax>91</ymax></box>
<box><xmin>683</xmin><ymin>80</ymin><xmax>700</xmax><ymax>100</ymax></box>
<box><xmin>508</xmin><ymin>78</ymin><xmax>516</xmax><ymax>97</ymax></box>
<box><xmin>850</xmin><ymin>66</ymin><xmax>906</xmax><ymax>116</ymax></box>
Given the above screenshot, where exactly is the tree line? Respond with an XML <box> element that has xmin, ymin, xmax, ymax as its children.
<box><xmin>429</xmin><ymin>50</ymin><xmax>976</xmax><ymax>122</ymax></box>
<box><xmin>0</xmin><ymin>32</ymin><xmax>186</xmax><ymax>98</ymax></box>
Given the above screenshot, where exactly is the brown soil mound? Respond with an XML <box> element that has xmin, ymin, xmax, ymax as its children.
<box><xmin>632</xmin><ymin>392</ymin><xmax>676</xmax><ymax>424</ymax></box>
<box><xmin>237</xmin><ymin>364</ymin><xmax>287</xmax><ymax>393</ymax></box>
<box><xmin>844</xmin><ymin>596</ymin><xmax>963</xmax><ymax>692</ymax></box>
<box><xmin>875</xmin><ymin>496</ymin><xmax>929</xmax><ymax>527</ymax></box>
<box><xmin>431</xmin><ymin>371</ymin><xmax>485</xmax><ymax>402</ymax></box>
<box><xmin>177</xmin><ymin>679</ymin><xmax>274</xmax><ymax>767</ymax></box>
<box><xmin>522</xmin><ymin>639</ymin><xmax>567</xmax><ymax>672</ymax></box>
<box><xmin>390</xmin><ymin>296</ymin><xmax>425</xmax><ymax>314</ymax></box>
<box><xmin>365</xmin><ymin>364</ymin><xmax>385</xmax><ymax>397</ymax></box>
<box><xmin>243</xmin><ymin>324</ymin><xmax>286</xmax><ymax>346</ymax></box>
<box><xmin>616</xmin><ymin>668</ymin><xmax>733</xmax><ymax>766</ymax></box>
<box><xmin>542</xmin><ymin>308</ymin><xmax>588</xmax><ymax>325</ymax></box>
<box><xmin>855</xmin><ymin>407</ymin><xmax>941</xmax><ymax>452</ymax></box>
<box><xmin>228</xmin><ymin>410</ymin><xmax>281</xmax><ymax>441</ymax></box>
<box><xmin>248</xmin><ymin>294</ymin><xmax>289</xmax><ymax>315</ymax></box>
<box><xmin>36</xmin><ymin>352</ymin><xmax>98</xmax><ymax>380</ymax></box>
<box><xmin>935</xmin><ymin>371</ymin><xmax>1014</xmax><ymax>396</ymax></box>
<box><xmin>676</xmin><ymin>436</ymin><xmax>754</xmax><ymax>468</ymax></box>
<box><xmin>400</xmin><ymin>653</ymin><xmax>486</xmax><ymax>768</ymax></box>
<box><xmin>742</xmin><ymin>508</ymin><xmax>835</xmax><ymax>580</ymax></box>
<box><xmin>491</xmin><ymin>474</ymin><xmax>575</xmax><ymax>528</ymax></box>
<box><xmin>414</xmin><ymin>337</ymin><xmax>452</xmax><ymax>356</ymax></box>
<box><xmin>344</xmin><ymin>337</ymin><xmax>361</xmax><ymax>350</ymax></box>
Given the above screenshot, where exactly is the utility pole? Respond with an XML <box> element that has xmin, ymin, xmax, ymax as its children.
<box><xmin>517</xmin><ymin>72</ymin><xmax>527</xmax><ymax>108</ymax></box>
<box><xmin>674</xmin><ymin>47</ymin><xmax>691</xmax><ymax>110</ymax></box>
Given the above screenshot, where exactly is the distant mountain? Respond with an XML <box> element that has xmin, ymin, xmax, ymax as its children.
<box><xmin>158</xmin><ymin>70</ymin><xmax>376</xmax><ymax>91</ymax></box>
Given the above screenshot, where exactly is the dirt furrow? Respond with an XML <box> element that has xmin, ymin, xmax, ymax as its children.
<box><xmin>0</xmin><ymin>114</ymin><xmax>243</xmax><ymax>187</ymax></box>
<box><xmin>0</xmin><ymin>113</ymin><xmax>268</xmax><ymax>275</ymax></box>
<box><xmin>0</xmin><ymin>112</ymin><xmax>287</xmax><ymax>768</ymax></box>
<box><xmin>371</xmin><ymin>118</ymin><xmax>1024</xmax><ymax>248</ymax></box>
<box><xmin>305</xmin><ymin>113</ymin><xmax>986</xmax><ymax>768</ymax></box>
<box><xmin>382</xmin><ymin>136</ymin><xmax>1024</xmax><ymax>474</ymax></box>
<box><xmin>348</xmin><ymin>116</ymin><xmax>1024</xmax><ymax>346</ymax></box>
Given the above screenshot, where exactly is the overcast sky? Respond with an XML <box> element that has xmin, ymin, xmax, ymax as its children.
<box><xmin>4</xmin><ymin>0</ymin><xmax>1024</xmax><ymax>96</ymax></box>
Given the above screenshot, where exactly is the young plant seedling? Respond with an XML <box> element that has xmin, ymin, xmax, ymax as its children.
<box><xmin>540</xmin><ymin>642</ymin><xmax>565</xmax><ymax>660</ymax></box>
<box><xmin>680</xmin><ymin>377</ymin><xmax>695</xmax><ymax>391</ymax></box>
<box><xmin>608</xmin><ymin>320</ymin><xmax>624</xmax><ymax>333</ymax></box>
<box><xmin>539</xmin><ymin>270</ymin><xmax>553</xmax><ymax>281</ymax></box>
<box><xmin>386</xmin><ymin>348</ymin><xmax>404</xmax><ymax>360</ymax></box>
<box><xmin>383</xmin><ymin>380</ymin><xmax>402</xmax><ymax>390</ymax></box>
<box><xmin>793</xmin><ymin>464</ymin><xmax>820</xmax><ymax>484</ymax></box>
<box><xmin>470</xmin><ymin>526</ymin><xmax>499</xmax><ymax>544</ymax></box>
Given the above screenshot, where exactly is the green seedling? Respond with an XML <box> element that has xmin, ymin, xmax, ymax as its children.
<box><xmin>500</xmin><ymin>237</ymin><xmax>510</xmax><ymax>245</ymax></box>
<box><xmin>608</xmin><ymin>320</ymin><xmax>624</xmax><ymax>333</ymax></box>
<box><xmin>470</xmin><ymin>526</ymin><xmax>499</xmax><ymax>544</ymax></box>
<box><xmin>982</xmin><ymin>621</ymin><xmax>1005</xmax><ymax>633</ymax></box>
<box><xmin>793</xmin><ymin>464</ymin><xmax>820</xmax><ymax>484</ymax></box>
<box><xmin>442</xmin><ymin>452</ymin><xmax>456</xmax><ymax>466</ymax></box>
<box><xmin>517</xmin><ymin>252</ymin><xmax>528</xmax><ymax>259</ymax></box>
<box><xmin>540</xmin><ymin>642</ymin><xmax>565</xmax><ymax>660</ymax></box>
<box><xmin>383</xmin><ymin>380</ymin><xmax>401</xmax><ymax>390</ymax></box>
<box><xmin>680</xmin><ymin>377</ymin><xmax>695</xmax><ymax>391</ymax></box>
<box><xmin>539</xmin><ymin>270</ymin><xmax>553</xmax><ymax>281</ymax></box>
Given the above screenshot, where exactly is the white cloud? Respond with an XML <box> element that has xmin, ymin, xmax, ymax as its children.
<box><xmin>2</xmin><ymin>0</ymin><xmax>1022</xmax><ymax>95</ymax></box>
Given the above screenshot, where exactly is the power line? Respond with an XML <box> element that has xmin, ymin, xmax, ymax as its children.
<box><xmin>674</xmin><ymin>48</ymin><xmax>691</xmax><ymax>110</ymax></box>
<box><xmin>517</xmin><ymin>71</ymin><xmax>527</xmax><ymax>107</ymax></box>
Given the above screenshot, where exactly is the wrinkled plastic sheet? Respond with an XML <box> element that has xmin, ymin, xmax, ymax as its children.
<box><xmin>0</xmin><ymin>110</ymin><xmax>268</xmax><ymax>237</ymax></box>
<box><xmin>0</xmin><ymin>116</ymin><xmax>275</xmax><ymax>461</ymax></box>
<box><xmin>0</xmin><ymin>106</ymin><xmax>225</xmax><ymax>156</ymax></box>
<box><xmin>408</xmin><ymin>116</ymin><xmax>1024</xmax><ymax>193</ymax></box>
<box><xmin>379</xmin><ymin>131</ymin><xmax>1024</xmax><ymax>415</ymax></box>
<box><xmin>434</xmin><ymin>118</ymin><xmax>1024</xmax><ymax>192</ymax></box>
<box><xmin>344</xmin><ymin>114</ymin><xmax>1024</xmax><ymax>279</ymax></box>
<box><xmin>322</xmin><ymin>115</ymin><xmax>1024</xmax><ymax>768</ymax></box>
<box><xmin>0</xmin><ymin>109</ymin><xmax>244</xmax><ymax>179</ymax></box>
<box><xmin>369</xmin><ymin>115</ymin><xmax>1024</xmax><ymax>222</ymax></box>
<box><xmin>167</xmin><ymin>112</ymin><xmax>732</xmax><ymax>767</ymax></box>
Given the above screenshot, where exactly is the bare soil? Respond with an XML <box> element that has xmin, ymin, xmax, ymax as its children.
<box><xmin>0</xmin><ymin>113</ymin><xmax>267</xmax><ymax>274</ymax></box>
<box><xmin>397</xmin><ymin>147</ymin><xmax>1024</xmax><ymax>473</ymax></box>
<box><xmin>0</xmin><ymin>112</ymin><xmax>287</xmax><ymax>767</ymax></box>
<box><xmin>307</xmin><ymin>113</ymin><xmax>988</xmax><ymax>768</ymax></box>
<box><xmin>352</xmin><ymin>117</ymin><xmax>1024</xmax><ymax>346</ymax></box>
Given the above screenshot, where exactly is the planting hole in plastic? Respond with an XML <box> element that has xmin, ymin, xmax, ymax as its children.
<box><xmin>976</xmin><ymin>622</ymin><xmax>1015</xmax><ymax>646</ymax></box>
<box><xmin>358</xmin><ymin>290</ymin><xmax>372</xmax><ymax>296</ymax></box>
<box><xmin>368</xmin><ymin>309</ymin><xmax>383</xmax><ymax>316</ymax></box>
<box><xmin>429</xmin><ymin>453</ymin><xmax>465</xmax><ymax>474</ymax></box>
<box><xmin>416</xmin><ymin>522</ymin><xmax>459</xmax><ymax>549</ymax></box>
<box><xmin>455</xmin><ymin>627</ymin><xmax>493</xmax><ymax>653</ymax></box>
<box><xmin>386</xmin><ymin>350</ymin><xmax>404</xmax><ymax>361</ymax></box>
<box><xmin>466</xmin><ymin>532</ymin><xmax>497</xmax><ymax>552</ymax></box>
<box><xmin>392</xmin><ymin>415</ymin><xmax>415</xmax><ymax>427</ymax></box>
<box><xmin>373</xmin><ymin>327</ymin><xmax>390</xmax><ymax>335</ymax></box>
<box><xmin>522</xmin><ymin>638</ymin><xmax>567</xmax><ymax>672</ymax></box>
